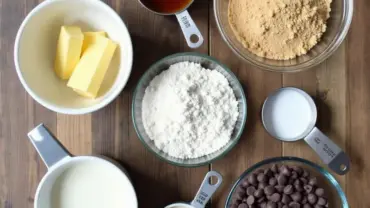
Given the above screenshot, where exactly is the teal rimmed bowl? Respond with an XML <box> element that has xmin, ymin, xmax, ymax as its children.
<box><xmin>132</xmin><ymin>52</ymin><xmax>247</xmax><ymax>167</ymax></box>
<box><xmin>226</xmin><ymin>157</ymin><xmax>348</xmax><ymax>207</ymax></box>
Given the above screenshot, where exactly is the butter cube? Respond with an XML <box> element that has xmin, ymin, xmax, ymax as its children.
<box><xmin>67</xmin><ymin>37</ymin><xmax>117</xmax><ymax>98</ymax></box>
<box><xmin>54</xmin><ymin>26</ymin><xmax>84</xmax><ymax>79</ymax></box>
<box><xmin>81</xmin><ymin>31</ymin><xmax>107</xmax><ymax>55</ymax></box>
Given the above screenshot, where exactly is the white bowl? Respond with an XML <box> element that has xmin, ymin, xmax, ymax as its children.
<box><xmin>14</xmin><ymin>0</ymin><xmax>133</xmax><ymax>114</ymax></box>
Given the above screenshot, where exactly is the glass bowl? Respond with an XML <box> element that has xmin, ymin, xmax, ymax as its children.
<box><xmin>214</xmin><ymin>0</ymin><xmax>353</xmax><ymax>72</ymax></box>
<box><xmin>132</xmin><ymin>52</ymin><xmax>247</xmax><ymax>167</ymax></box>
<box><xmin>226</xmin><ymin>157</ymin><xmax>348</xmax><ymax>208</ymax></box>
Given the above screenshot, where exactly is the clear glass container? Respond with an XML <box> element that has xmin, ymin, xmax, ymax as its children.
<box><xmin>214</xmin><ymin>0</ymin><xmax>353</xmax><ymax>72</ymax></box>
<box><xmin>132</xmin><ymin>52</ymin><xmax>247</xmax><ymax>167</ymax></box>
<box><xmin>226</xmin><ymin>157</ymin><xmax>348</xmax><ymax>207</ymax></box>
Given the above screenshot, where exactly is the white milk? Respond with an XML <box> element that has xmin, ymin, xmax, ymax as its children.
<box><xmin>263</xmin><ymin>88</ymin><xmax>313</xmax><ymax>140</ymax></box>
<box><xmin>51</xmin><ymin>160</ymin><xmax>133</xmax><ymax>208</ymax></box>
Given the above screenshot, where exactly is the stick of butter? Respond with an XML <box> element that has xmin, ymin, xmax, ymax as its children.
<box><xmin>67</xmin><ymin>36</ymin><xmax>117</xmax><ymax>98</ymax></box>
<box><xmin>81</xmin><ymin>31</ymin><xmax>107</xmax><ymax>56</ymax></box>
<box><xmin>54</xmin><ymin>26</ymin><xmax>84</xmax><ymax>80</ymax></box>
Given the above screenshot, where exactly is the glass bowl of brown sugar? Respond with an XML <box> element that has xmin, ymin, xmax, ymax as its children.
<box><xmin>214</xmin><ymin>0</ymin><xmax>353</xmax><ymax>72</ymax></box>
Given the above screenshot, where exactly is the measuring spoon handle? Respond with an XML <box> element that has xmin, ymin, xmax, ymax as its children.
<box><xmin>176</xmin><ymin>10</ymin><xmax>204</xmax><ymax>48</ymax></box>
<box><xmin>304</xmin><ymin>127</ymin><xmax>350</xmax><ymax>175</ymax></box>
<box><xmin>190</xmin><ymin>171</ymin><xmax>223</xmax><ymax>208</ymax></box>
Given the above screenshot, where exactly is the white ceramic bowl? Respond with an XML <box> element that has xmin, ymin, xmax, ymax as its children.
<box><xmin>14</xmin><ymin>0</ymin><xmax>133</xmax><ymax>114</ymax></box>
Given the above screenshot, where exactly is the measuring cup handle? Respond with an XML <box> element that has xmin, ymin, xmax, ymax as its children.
<box><xmin>28</xmin><ymin>124</ymin><xmax>71</xmax><ymax>169</ymax></box>
<box><xmin>304</xmin><ymin>127</ymin><xmax>350</xmax><ymax>175</ymax></box>
<box><xmin>175</xmin><ymin>10</ymin><xmax>204</xmax><ymax>49</ymax></box>
<box><xmin>190</xmin><ymin>171</ymin><xmax>222</xmax><ymax>208</ymax></box>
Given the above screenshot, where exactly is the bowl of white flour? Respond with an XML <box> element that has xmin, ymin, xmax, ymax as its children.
<box><xmin>132</xmin><ymin>52</ymin><xmax>247</xmax><ymax>166</ymax></box>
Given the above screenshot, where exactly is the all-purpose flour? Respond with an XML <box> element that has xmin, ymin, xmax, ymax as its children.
<box><xmin>142</xmin><ymin>62</ymin><xmax>239</xmax><ymax>159</ymax></box>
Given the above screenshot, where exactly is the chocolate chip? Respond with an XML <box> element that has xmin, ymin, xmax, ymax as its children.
<box><xmin>257</xmin><ymin>168</ymin><xmax>265</xmax><ymax>174</ymax></box>
<box><xmin>292</xmin><ymin>166</ymin><xmax>303</xmax><ymax>175</ymax></box>
<box><xmin>308</xmin><ymin>177</ymin><xmax>317</xmax><ymax>186</ymax></box>
<box><xmin>300</xmin><ymin>178</ymin><xmax>308</xmax><ymax>185</ymax></box>
<box><xmin>315</xmin><ymin>188</ymin><xmax>324</xmax><ymax>197</ymax></box>
<box><xmin>267</xmin><ymin>201</ymin><xmax>277</xmax><ymax>208</ymax></box>
<box><xmin>314</xmin><ymin>205</ymin><xmax>323</xmax><ymax>208</ymax></box>
<box><xmin>307</xmin><ymin>193</ymin><xmax>317</xmax><ymax>204</ymax></box>
<box><xmin>271</xmin><ymin>164</ymin><xmax>278</xmax><ymax>173</ymax></box>
<box><xmin>277</xmin><ymin>202</ymin><xmax>283</xmax><ymax>208</ymax></box>
<box><xmin>304</xmin><ymin>185</ymin><xmax>313</xmax><ymax>194</ymax></box>
<box><xmin>294</xmin><ymin>184</ymin><xmax>304</xmax><ymax>192</ymax></box>
<box><xmin>302</xmin><ymin>170</ymin><xmax>309</xmax><ymax>178</ymax></box>
<box><xmin>242</xmin><ymin>179</ymin><xmax>250</xmax><ymax>188</ymax></box>
<box><xmin>259</xmin><ymin>182</ymin><xmax>268</xmax><ymax>190</ymax></box>
<box><xmin>235</xmin><ymin>188</ymin><xmax>245</xmax><ymax>200</ymax></box>
<box><xmin>270</xmin><ymin>193</ymin><xmax>281</xmax><ymax>202</ymax></box>
<box><xmin>258</xmin><ymin>173</ymin><xmax>268</xmax><ymax>183</ymax></box>
<box><xmin>260</xmin><ymin>202</ymin><xmax>267</xmax><ymax>208</ymax></box>
<box><xmin>301</xmin><ymin>196</ymin><xmax>307</xmax><ymax>204</ymax></box>
<box><xmin>275</xmin><ymin>185</ymin><xmax>285</xmax><ymax>193</ymax></box>
<box><xmin>289</xmin><ymin>202</ymin><xmax>301</xmax><ymax>208</ymax></box>
<box><xmin>249</xmin><ymin>204</ymin><xmax>257</xmax><ymax>208</ymax></box>
<box><xmin>303</xmin><ymin>204</ymin><xmax>312</xmax><ymax>208</ymax></box>
<box><xmin>265</xmin><ymin>169</ymin><xmax>273</xmax><ymax>177</ymax></box>
<box><xmin>280</xmin><ymin>166</ymin><xmax>291</xmax><ymax>176</ymax></box>
<box><xmin>247</xmin><ymin>186</ymin><xmax>256</xmax><ymax>195</ymax></box>
<box><xmin>258</xmin><ymin>196</ymin><xmax>266</xmax><ymax>203</ymax></box>
<box><xmin>247</xmin><ymin>195</ymin><xmax>255</xmax><ymax>205</ymax></box>
<box><xmin>291</xmin><ymin>192</ymin><xmax>302</xmax><ymax>202</ymax></box>
<box><xmin>249</xmin><ymin>174</ymin><xmax>258</xmax><ymax>185</ymax></box>
<box><xmin>254</xmin><ymin>189</ymin><xmax>264</xmax><ymax>198</ymax></box>
<box><xmin>230</xmin><ymin>204</ymin><xmax>238</xmax><ymax>208</ymax></box>
<box><xmin>282</xmin><ymin>205</ymin><xmax>289</xmax><ymax>208</ymax></box>
<box><xmin>264</xmin><ymin>186</ymin><xmax>275</xmax><ymax>196</ymax></box>
<box><xmin>294</xmin><ymin>179</ymin><xmax>301</xmax><ymax>186</ymax></box>
<box><xmin>291</xmin><ymin>171</ymin><xmax>298</xmax><ymax>180</ymax></box>
<box><xmin>281</xmin><ymin>194</ymin><xmax>291</xmax><ymax>204</ymax></box>
<box><xmin>278</xmin><ymin>175</ymin><xmax>288</xmax><ymax>186</ymax></box>
<box><xmin>238</xmin><ymin>203</ymin><xmax>248</xmax><ymax>208</ymax></box>
<box><xmin>242</xmin><ymin>197</ymin><xmax>248</xmax><ymax>203</ymax></box>
<box><xmin>275</xmin><ymin>174</ymin><xmax>280</xmax><ymax>179</ymax></box>
<box><xmin>269</xmin><ymin>177</ymin><xmax>277</xmax><ymax>186</ymax></box>
<box><xmin>283</xmin><ymin>185</ymin><xmax>294</xmax><ymax>195</ymax></box>
<box><xmin>317</xmin><ymin>197</ymin><xmax>326</xmax><ymax>206</ymax></box>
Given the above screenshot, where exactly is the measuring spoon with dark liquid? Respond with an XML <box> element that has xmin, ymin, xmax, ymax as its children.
<box><xmin>139</xmin><ymin>0</ymin><xmax>204</xmax><ymax>48</ymax></box>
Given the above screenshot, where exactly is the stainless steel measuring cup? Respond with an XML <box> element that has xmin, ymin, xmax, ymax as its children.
<box><xmin>138</xmin><ymin>0</ymin><xmax>204</xmax><ymax>48</ymax></box>
<box><xmin>261</xmin><ymin>87</ymin><xmax>350</xmax><ymax>175</ymax></box>
<box><xmin>165</xmin><ymin>171</ymin><xmax>222</xmax><ymax>208</ymax></box>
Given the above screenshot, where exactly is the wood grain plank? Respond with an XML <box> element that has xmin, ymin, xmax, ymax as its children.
<box><xmin>209</xmin><ymin>2</ymin><xmax>283</xmax><ymax>207</ymax></box>
<box><xmin>91</xmin><ymin>0</ymin><xmax>210</xmax><ymax>207</ymax></box>
<box><xmin>0</xmin><ymin>0</ymin><xmax>57</xmax><ymax>207</ymax></box>
<box><xmin>347</xmin><ymin>0</ymin><xmax>370</xmax><ymax>206</ymax></box>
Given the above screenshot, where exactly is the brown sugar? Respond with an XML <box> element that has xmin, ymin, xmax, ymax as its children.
<box><xmin>228</xmin><ymin>0</ymin><xmax>332</xmax><ymax>60</ymax></box>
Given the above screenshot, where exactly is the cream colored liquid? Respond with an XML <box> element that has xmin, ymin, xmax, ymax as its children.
<box><xmin>51</xmin><ymin>160</ymin><xmax>133</xmax><ymax>208</ymax></box>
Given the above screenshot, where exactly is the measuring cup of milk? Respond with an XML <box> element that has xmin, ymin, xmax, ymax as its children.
<box><xmin>262</xmin><ymin>87</ymin><xmax>350</xmax><ymax>175</ymax></box>
<box><xmin>28</xmin><ymin>124</ymin><xmax>138</xmax><ymax>208</ymax></box>
<box><xmin>165</xmin><ymin>171</ymin><xmax>222</xmax><ymax>208</ymax></box>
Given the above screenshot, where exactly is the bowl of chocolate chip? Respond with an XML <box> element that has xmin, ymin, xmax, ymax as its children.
<box><xmin>226</xmin><ymin>157</ymin><xmax>348</xmax><ymax>208</ymax></box>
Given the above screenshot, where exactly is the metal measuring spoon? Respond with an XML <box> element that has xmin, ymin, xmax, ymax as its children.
<box><xmin>262</xmin><ymin>87</ymin><xmax>350</xmax><ymax>175</ymax></box>
<box><xmin>138</xmin><ymin>0</ymin><xmax>204</xmax><ymax>48</ymax></box>
<box><xmin>165</xmin><ymin>171</ymin><xmax>222</xmax><ymax>208</ymax></box>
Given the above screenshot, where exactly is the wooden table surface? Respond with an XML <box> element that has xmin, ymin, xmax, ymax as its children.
<box><xmin>0</xmin><ymin>0</ymin><xmax>369</xmax><ymax>207</ymax></box>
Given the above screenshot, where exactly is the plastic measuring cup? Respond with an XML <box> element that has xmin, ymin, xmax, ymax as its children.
<box><xmin>262</xmin><ymin>87</ymin><xmax>350</xmax><ymax>175</ymax></box>
<box><xmin>138</xmin><ymin>0</ymin><xmax>203</xmax><ymax>49</ymax></box>
<box><xmin>165</xmin><ymin>171</ymin><xmax>222</xmax><ymax>208</ymax></box>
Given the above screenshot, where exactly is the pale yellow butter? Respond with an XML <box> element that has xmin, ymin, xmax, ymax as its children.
<box><xmin>67</xmin><ymin>36</ymin><xmax>117</xmax><ymax>98</ymax></box>
<box><xmin>81</xmin><ymin>31</ymin><xmax>107</xmax><ymax>55</ymax></box>
<box><xmin>54</xmin><ymin>26</ymin><xmax>84</xmax><ymax>79</ymax></box>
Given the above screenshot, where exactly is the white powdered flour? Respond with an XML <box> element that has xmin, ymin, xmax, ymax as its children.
<box><xmin>142</xmin><ymin>62</ymin><xmax>239</xmax><ymax>159</ymax></box>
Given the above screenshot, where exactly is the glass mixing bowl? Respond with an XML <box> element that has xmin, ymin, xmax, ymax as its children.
<box><xmin>226</xmin><ymin>157</ymin><xmax>348</xmax><ymax>207</ymax></box>
<box><xmin>132</xmin><ymin>52</ymin><xmax>247</xmax><ymax>167</ymax></box>
<box><xmin>214</xmin><ymin>0</ymin><xmax>353</xmax><ymax>72</ymax></box>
